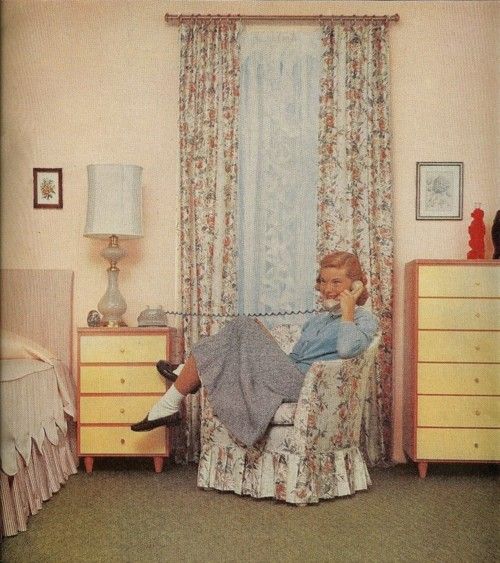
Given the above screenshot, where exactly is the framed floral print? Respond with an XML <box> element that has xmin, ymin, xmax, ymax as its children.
<box><xmin>33</xmin><ymin>168</ymin><xmax>63</xmax><ymax>209</ymax></box>
<box><xmin>416</xmin><ymin>162</ymin><xmax>463</xmax><ymax>220</ymax></box>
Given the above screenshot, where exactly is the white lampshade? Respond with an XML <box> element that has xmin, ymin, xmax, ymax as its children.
<box><xmin>84</xmin><ymin>164</ymin><xmax>143</xmax><ymax>239</ymax></box>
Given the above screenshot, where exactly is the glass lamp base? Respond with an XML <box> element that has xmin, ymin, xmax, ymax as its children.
<box><xmin>98</xmin><ymin>236</ymin><xmax>128</xmax><ymax>326</ymax></box>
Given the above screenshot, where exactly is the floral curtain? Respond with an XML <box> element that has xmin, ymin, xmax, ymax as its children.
<box><xmin>175</xmin><ymin>20</ymin><xmax>393</xmax><ymax>465</ymax></box>
<box><xmin>175</xmin><ymin>20</ymin><xmax>240</xmax><ymax>463</ymax></box>
<box><xmin>317</xmin><ymin>22</ymin><xmax>393</xmax><ymax>465</ymax></box>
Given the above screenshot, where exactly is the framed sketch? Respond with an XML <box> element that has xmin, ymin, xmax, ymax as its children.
<box><xmin>33</xmin><ymin>168</ymin><xmax>63</xmax><ymax>209</ymax></box>
<box><xmin>416</xmin><ymin>162</ymin><xmax>463</xmax><ymax>220</ymax></box>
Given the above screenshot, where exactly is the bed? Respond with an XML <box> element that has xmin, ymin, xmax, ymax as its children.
<box><xmin>0</xmin><ymin>269</ymin><xmax>77</xmax><ymax>537</ymax></box>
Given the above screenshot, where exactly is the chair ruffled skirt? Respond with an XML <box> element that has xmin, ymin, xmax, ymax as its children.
<box><xmin>198</xmin><ymin>442</ymin><xmax>371</xmax><ymax>504</ymax></box>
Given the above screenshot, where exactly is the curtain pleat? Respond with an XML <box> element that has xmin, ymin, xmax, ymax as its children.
<box><xmin>176</xmin><ymin>21</ymin><xmax>240</xmax><ymax>463</ymax></box>
<box><xmin>317</xmin><ymin>22</ymin><xmax>393</xmax><ymax>465</ymax></box>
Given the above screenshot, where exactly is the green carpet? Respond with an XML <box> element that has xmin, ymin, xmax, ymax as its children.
<box><xmin>2</xmin><ymin>462</ymin><xmax>498</xmax><ymax>563</ymax></box>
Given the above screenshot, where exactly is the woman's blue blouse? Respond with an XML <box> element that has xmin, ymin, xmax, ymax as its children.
<box><xmin>288</xmin><ymin>307</ymin><xmax>379</xmax><ymax>374</ymax></box>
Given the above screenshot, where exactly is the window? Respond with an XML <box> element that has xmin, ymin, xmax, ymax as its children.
<box><xmin>237</xmin><ymin>28</ymin><xmax>322</xmax><ymax>320</ymax></box>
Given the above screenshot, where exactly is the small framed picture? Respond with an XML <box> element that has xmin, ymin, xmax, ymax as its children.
<box><xmin>33</xmin><ymin>168</ymin><xmax>63</xmax><ymax>209</ymax></box>
<box><xmin>416</xmin><ymin>162</ymin><xmax>463</xmax><ymax>220</ymax></box>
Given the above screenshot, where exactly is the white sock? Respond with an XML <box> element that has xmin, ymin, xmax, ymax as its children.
<box><xmin>148</xmin><ymin>385</ymin><xmax>184</xmax><ymax>421</ymax></box>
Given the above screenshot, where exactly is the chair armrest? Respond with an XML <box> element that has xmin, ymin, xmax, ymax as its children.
<box><xmin>293</xmin><ymin>337</ymin><xmax>378</xmax><ymax>453</ymax></box>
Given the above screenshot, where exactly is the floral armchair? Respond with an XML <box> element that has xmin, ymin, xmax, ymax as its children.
<box><xmin>197</xmin><ymin>323</ymin><xmax>381</xmax><ymax>505</ymax></box>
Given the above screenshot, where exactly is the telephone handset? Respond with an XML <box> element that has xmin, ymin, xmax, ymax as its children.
<box><xmin>322</xmin><ymin>280</ymin><xmax>364</xmax><ymax>314</ymax></box>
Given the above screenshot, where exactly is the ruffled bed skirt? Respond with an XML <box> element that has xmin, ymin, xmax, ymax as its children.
<box><xmin>197</xmin><ymin>443</ymin><xmax>371</xmax><ymax>504</ymax></box>
<box><xmin>0</xmin><ymin>430</ymin><xmax>77</xmax><ymax>537</ymax></box>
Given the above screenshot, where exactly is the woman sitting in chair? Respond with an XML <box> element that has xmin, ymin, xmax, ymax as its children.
<box><xmin>131</xmin><ymin>251</ymin><xmax>378</xmax><ymax>447</ymax></box>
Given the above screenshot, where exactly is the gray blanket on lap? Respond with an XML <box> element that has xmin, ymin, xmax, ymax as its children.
<box><xmin>192</xmin><ymin>317</ymin><xmax>304</xmax><ymax>446</ymax></box>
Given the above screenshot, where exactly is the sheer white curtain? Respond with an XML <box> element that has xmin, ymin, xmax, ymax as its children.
<box><xmin>237</xmin><ymin>28</ymin><xmax>322</xmax><ymax>320</ymax></box>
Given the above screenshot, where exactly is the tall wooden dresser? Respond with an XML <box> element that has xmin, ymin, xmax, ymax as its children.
<box><xmin>77</xmin><ymin>327</ymin><xmax>175</xmax><ymax>473</ymax></box>
<box><xmin>403</xmin><ymin>260</ymin><xmax>499</xmax><ymax>477</ymax></box>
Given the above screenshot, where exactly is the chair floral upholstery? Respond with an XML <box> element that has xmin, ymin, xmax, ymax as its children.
<box><xmin>197</xmin><ymin>323</ymin><xmax>381</xmax><ymax>504</ymax></box>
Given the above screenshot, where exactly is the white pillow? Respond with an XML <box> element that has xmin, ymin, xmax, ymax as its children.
<box><xmin>0</xmin><ymin>329</ymin><xmax>56</xmax><ymax>363</ymax></box>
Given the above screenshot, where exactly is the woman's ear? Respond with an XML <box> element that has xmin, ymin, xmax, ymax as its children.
<box><xmin>350</xmin><ymin>280</ymin><xmax>365</xmax><ymax>301</ymax></box>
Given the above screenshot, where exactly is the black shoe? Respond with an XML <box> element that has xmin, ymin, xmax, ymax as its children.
<box><xmin>156</xmin><ymin>360</ymin><xmax>179</xmax><ymax>382</ymax></box>
<box><xmin>130</xmin><ymin>411</ymin><xmax>181</xmax><ymax>432</ymax></box>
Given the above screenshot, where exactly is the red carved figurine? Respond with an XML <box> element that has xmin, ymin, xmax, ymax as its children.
<box><xmin>467</xmin><ymin>207</ymin><xmax>486</xmax><ymax>259</ymax></box>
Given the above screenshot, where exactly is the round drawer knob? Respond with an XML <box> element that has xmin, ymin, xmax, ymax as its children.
<box><xmin>120</xmin><ymin>348</ymin><xmax>125</xmax><ymax>354</ymax></box>
<box><xmin>474</xmin><ymin>282</ymin><xmax>480</xmax><ymax>286</ymax></box>
<box><xmin>474</xmin><ymin>345</ymin><xmax>480</xmax><ymax>351</ymax></box>
<box><xmin>474</xmin><ymin>443</ymin><xmax>479</xmax><ymax>448</ymax></box>
<box><xmin>120</xmin><ymin>378</ymin><xmax>126</xmax><ymax>384</ymax></box>
<box><xmin>474</xmin><ymin>312</ymin><xmax>481</xmax><ymax>318</ymax></box>
<box><xmin>474</xmin><ymin>378</ymin><xmax>480</xmax><ymax>383</ymax></box>
<box><xmin>120</xmin><ymin>408</ymin><xmax>125</xmax><ymax>414</ymax></box>
<box><xmin>120</xmin><ymin>438</ymin><xmax>125</xmax><ymax>445</ymax></box>
<box><xmin>475</xmin><ymin>410</ymin><xmax>481</xmax><ymax>416</ymax></box>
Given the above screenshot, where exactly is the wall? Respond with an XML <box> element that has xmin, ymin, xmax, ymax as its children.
<box><xmin>1</xmin><ymin>0</ymin><xmax>498</xmax><ymax>462</ymax></box>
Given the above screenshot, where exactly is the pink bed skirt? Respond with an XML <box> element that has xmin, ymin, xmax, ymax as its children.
<box><xmin>1</xmin><ymin>430</ymin><xmax>77</xmax><ymax>537</ymax></box>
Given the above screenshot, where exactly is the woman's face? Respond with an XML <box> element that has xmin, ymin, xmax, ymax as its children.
<box><xmin>318</xmin><ymin>267</ymin><xmax>352</xmax><ymax>300</ymax></box>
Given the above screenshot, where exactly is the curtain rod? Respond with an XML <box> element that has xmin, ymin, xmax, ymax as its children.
<box><xmin>165</xmin><ymin>13</ymin><xmax>400</xmax><ymax>24</ymax></box>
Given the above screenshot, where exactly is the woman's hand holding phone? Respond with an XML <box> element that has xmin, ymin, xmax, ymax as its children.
<box><xmin>340</xmin><ymin>280</ymin><xmax>364</xmax><ymax>320</ymax></box>
<box><xmin>322</xmin><ymin>280</ymin><xmax>364</xmax><ymax>319</ymax></box>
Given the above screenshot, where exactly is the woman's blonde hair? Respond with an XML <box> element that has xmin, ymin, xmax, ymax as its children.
<box><xmin>315</xmin><ymin>251</ymin><xmax>369</xmax><ymax>305</ymax></box>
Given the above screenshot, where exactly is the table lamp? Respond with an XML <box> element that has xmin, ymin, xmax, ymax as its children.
<box><xmin>84</xmin><ymin>164</ymin><xmax>143</xmax><ymax>327</ymax></box>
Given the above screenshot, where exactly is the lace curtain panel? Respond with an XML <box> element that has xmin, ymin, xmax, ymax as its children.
<box><xmin>237</xmin><ymin>29</ymin><xmax>321</xmax><ymax>321</ymax></box>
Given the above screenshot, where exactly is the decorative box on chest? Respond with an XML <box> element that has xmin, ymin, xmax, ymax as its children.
<box><xmin>77</xmin><ymin>327</ymin><xmax>176</xmax><ymax>473</ymax></box>
<box><xmin>403</xmin><ymin>260</ymin><xmax>499</xmax><ymax>477</ymax></box>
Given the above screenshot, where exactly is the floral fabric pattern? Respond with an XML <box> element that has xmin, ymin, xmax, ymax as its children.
<box><xmin>197</xmin><ymin>324</ymin><xmax>380</xmax><ymax>504</ymax></box>
<box><xmin>176</xmin><ymin>21</ymin><xmax>240</xmax><ymax>463</ymax></box>
<box><xmin>270</xmin><ymin>402</ymin><xmax>296</xmax><ymax>426</ymax></box>
<box><xmin>317</xmin><ymin>23</ymin><xmax>393</xmax><ymax>464</ymax></box>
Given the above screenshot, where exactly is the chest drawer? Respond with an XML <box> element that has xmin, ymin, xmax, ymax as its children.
<box><xmin>79</xmin><ymin>426</ymin><xmax>167</xmax><ymax>455</ymax></box>
<box><xmin>417</xmin><ymin>364</ymin><xmax>500</xmax><ymax>395</ymax></box>
<box><xmin>418</xmin><ymin>331</ymin><xmax>500</xmax><ymax>363</ymax></box>
<box><xmin>418</xmin><ymin>396</ymin><xmax>499</xmax><ymax>428</ymax></box>
<box><xmin>80</xmin><ymin>396</ymin><xmax>162</xmax><ymax>423</ymax></box>
<box><xmin>418</xmin><ymin>299</ymin><xmax>500</xmax><ymax>330</ymax></box>
<box><xmin>80</xmin><ymin>334</ymin><xmax>168</xmax><ymax>363</ymax></box>
<box><xmin>80</xmin><ymin>366</ymin><xmax>166</xmax><ymax>393</ymax></box>
<box><xmin>416</xmin><ymin>428</ymin><xmax>499</xmax><ymax>460</ymax></box>
<box><xmin>418</xmin><ymin>265</ymin><xmax>499</xmax><ymax>297</ymax></box>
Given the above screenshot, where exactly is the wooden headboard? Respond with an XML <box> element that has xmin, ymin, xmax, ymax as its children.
<box><xmin>1</xmin><ymin>269</ymin><xmax>74</xmax><ymax>368</ymax></box>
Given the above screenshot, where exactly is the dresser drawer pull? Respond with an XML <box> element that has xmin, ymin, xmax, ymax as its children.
<box><xmin>120</xmin><ymin>408</ymin><xmax>125</xmax><ymax>414</ymax></box>
<box><xmin>474</xmin><ymin>443</ymin><xmax>479</xmax><ymax>448</ymax></box>
<box><xmin>474</xmin><ymin>377</ymin><xmax>480</xmax><ymax>383</ymax></box>
<box><xmin>120</xmin><ymin>438</ymin><xmax>126</xmax><ymax>445</ymax></box>
<box><xmin>475</xmin><ymin>410</ymin><xmax>481</xmax><ymax>416</ymax></box>
<box><xmin>474</xmin><ymin>312</ymin><xmax>481</xmax><ymax>318</ymax></box>
<box><xmin>120</xmin><ymin>348</ymin><xmax>126</xmax><ymax>354</ymax></box>
<box><xmin>474</xmin><ymin>282</ymin><xmax>481</xmax><ymax>286</ymax></box>
<box><xmin>120</xmin><ymin>378</ymin><xmax>126</xmax><ymax>384</ymax></box>
<box><xmin>474</xmin><ymin>345</ymin><xmax>480</xmax><ymax>351</ymax></box>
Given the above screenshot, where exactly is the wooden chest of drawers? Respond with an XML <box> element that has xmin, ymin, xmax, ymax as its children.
<box><xmin>403</xmin><ymin>260</ymin><xmax>500</xmax><ymax>477</ymax></box>
<box><xmin>77</xmin><ymin>327</ymin><xmax>175</xmax><ymax>473</ymax></box>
